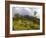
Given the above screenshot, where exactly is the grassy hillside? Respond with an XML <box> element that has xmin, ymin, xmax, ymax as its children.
<box><xmin>13</xmin><ymin>14</ymin><xmax>40</xmax><ymax>30</ymax></box>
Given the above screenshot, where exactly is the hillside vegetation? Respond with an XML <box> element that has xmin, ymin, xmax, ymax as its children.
<box><xmin>13</xmin><ymin>13</ymin><xmax>40</xmax><ymax>30</ymax></box>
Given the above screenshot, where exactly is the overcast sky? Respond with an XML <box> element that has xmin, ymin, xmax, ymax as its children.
<box><xmin>12</xmin><ymin>7</ymin><xmax>40</xmax><ymax>19</ymax></box>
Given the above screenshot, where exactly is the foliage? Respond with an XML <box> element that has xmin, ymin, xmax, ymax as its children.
<box><xmin>13</xmin><ymin>13</ymin><xmax>40</xmax><ymax>30</ymax></box>
<box><xmin>34</xmin><ymin>11</ymin><xmax>37</xmax><ymax>16</ymax></box>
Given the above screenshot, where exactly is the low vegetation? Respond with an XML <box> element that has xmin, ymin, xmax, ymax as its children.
<box><xmin>13</xmin><ymin>13</ymin><xmax>40</xmax><ymax>30</ymax></box>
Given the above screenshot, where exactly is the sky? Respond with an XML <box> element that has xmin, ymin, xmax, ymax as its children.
<box><xmin>12</xmin><ymin>7</ymin><xmax>40</xmax><ymax>19</ymax></box>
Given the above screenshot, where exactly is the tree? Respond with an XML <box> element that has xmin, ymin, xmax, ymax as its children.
<box><xmin>34</xmin><ymin>11</ymin><xmax>37</xmax><ymax>17</ymax></box>
<box><xmin>15</xmin><ymin>13</ymin><xmax>20</xmax><ymax>17</ymax></box>
<box><xmin>34</xmin><ymin>11</ymin><xmax>37</xmax><ymax>23</ymax></box>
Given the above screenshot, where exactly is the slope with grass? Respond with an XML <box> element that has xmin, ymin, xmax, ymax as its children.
<box><xmin>13</xmin><ymin>14</ymin><xmax>40</xmax><ymax>30</ymax></box>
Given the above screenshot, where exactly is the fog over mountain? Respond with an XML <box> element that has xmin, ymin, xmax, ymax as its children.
<box><xmin>12</xmin><ymin>7</ymin><xmax>40</xmax><ymax>19</ymax></box>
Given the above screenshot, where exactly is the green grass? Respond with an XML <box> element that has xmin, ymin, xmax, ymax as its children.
<box><xmin>13</xmin><ymin>16</ymin><xmax>40</xmax><ymax>31</ymax></box>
